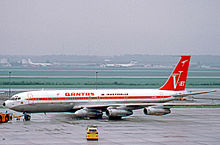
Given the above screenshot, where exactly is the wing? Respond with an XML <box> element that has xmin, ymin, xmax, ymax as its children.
<box><xmin>72</xmin><ymin>90</ymin><xmax>217</xmax><ymax>110</ymax></box>
<box><xmin>72</xmin><ymin>102</ymin><xmax>214</xmax><ymax>112</ymax></box>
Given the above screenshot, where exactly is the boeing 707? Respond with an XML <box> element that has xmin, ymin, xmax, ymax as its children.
<box><xmin>3</xmin><ymin>56</ymin><xmax>216</xmax><ymax>120</ymax></box>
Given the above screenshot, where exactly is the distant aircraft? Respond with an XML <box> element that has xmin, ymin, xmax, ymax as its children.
<box><xmin>3</xmin><ymin>56</ymin><xmax>216</xmax><ymax>120</ymax></box>
<box><xmin>0</xmin><ymin>58</ymin><xmax>11</xmax><ymax>67</ymax></box>
<box><xmin>22</xmin><ymin>58</ymin><xmax>52</xmax><ymax>66</ymax></box>
<box><xmin>100</xmin><ymin>61</ymin><xmax>137</xmax><ymax>68</ymax></box>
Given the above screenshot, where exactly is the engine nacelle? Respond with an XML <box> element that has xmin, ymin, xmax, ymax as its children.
<box><xmin>143</xmin><ymin>107</ymin><xmax>171</xmax><ymax>115</ymax></box>
<box><xmin>106</xmin><ymin>108</ymin><xmax>133</xmax><ymax>118</ymax></box>
<box><xmin>74</xmin><ymin>108</ymin><xmax>103</xmax><ymax>118</ymax></box>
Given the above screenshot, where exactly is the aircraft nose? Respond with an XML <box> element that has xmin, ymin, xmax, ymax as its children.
<box><xmin>3</xmin><ymin>100</ymin><xmax>10</xmax><ymax>108</ymax></box>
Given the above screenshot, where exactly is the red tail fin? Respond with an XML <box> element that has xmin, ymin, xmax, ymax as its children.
<box><xmin>159</xmin><ymin>56</ymin><xmax>191</xmax><ymax>91</ymax></box>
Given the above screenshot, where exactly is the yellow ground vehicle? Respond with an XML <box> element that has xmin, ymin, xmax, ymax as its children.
<box><xmin>86</xmin><ymin>126</ymin><xmax>98</xmax><ymax>140</ymax></box>
<box><xmin>0</xmin><ymin>112</ymin><xmax>13</xmax><ymax>123</ymax></box>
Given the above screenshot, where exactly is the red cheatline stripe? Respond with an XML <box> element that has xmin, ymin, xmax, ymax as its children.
<box><xmin>25</xmin><ymin>96</ymin><xmax>171</xmax><ymax>101</ymax></box>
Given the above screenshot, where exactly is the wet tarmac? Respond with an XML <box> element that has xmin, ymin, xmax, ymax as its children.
<box><xmin>0</xmin><ymin>108</ymin><xmax>220</xmax><ymax>145</ymax></box>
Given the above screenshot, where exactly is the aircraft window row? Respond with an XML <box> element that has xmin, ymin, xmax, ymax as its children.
<box><xmin>31</xmin><ymin>96</ymin><xmax>152</xmax><ymax>101</ymax></box>
<box><xmin>26</xmin><ymin>96</ymin><xmax>163</xmax><ymax>101</ymax></box>
<box><xmin>28</xmin><ymin>96</ymin><xmax>160</xmax><ymax>101</ymax></box>
<box><xmin>33</xmin><ymin>97</ymin><xmax>91</xmax><ymax>100</ymax></box>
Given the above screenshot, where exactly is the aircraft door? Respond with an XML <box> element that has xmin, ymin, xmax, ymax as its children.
<box><xmin>96</xmin><ymin>95</ymin><xmax>100</xmax><ymax>103</ymax></box>
<box><xmin>124</xmin><ymin>95</ymin><xmax>128</xmax><ymax>103</ymax></box>
<box><xmin>27</xmin><ymin>93</ymin><xmax>34</xmax><ymax>104</ymax></box>
<box><xmin>159</xmin><ymin>92</ymin><xmax>164</xmax><ymax>101</ymax></box>
<box><xmin>88</xmin><ymin>95</ymin><xmax>92</xmax><ymax>103</ymax></box>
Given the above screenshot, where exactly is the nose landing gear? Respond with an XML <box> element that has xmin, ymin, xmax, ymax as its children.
<box><xmin>23</xmin><ymin>112</ymin><xmax>31</xmax><ymax>121</ymax></box>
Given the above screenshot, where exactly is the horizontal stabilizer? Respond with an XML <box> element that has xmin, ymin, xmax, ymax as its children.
<box><xmin>173</xmin><ymin>90</ymin><xmax>217</xmax><ymax>97</ymax></box>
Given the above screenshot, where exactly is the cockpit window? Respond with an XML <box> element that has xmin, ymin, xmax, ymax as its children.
<box><xmin>10</xmin><ymin>97</ymin><xmax>16</xmax><ymax>100</ymax></box>
<box><xmin>10</xmin><ymin>96</ymin><xmax>21</xmax><ymax>100</ymax></box>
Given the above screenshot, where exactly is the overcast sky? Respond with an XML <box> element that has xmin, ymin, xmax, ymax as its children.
<box><xmin>0</xmin><ymin>0</ymin><xmax>220</xmax><ymax>56</ymax></box>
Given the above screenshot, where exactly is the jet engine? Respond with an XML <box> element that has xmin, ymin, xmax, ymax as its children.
<box><xmin>106</xmin><ymin>108</ymin><xmax>133</xmax><ymax>119</ymax></box>
<box><xmin>74</xmin><ymin>108</ymin><xmax>103</xmax><ymax>119</ymax></box>
<box><xmin>143</xmin><ymin>107</ymin><xmax>171</xmax><ymax>115</ymax></box>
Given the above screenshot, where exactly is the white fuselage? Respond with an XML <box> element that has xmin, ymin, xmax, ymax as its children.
<box><xmin>4</xmin><ymin>89</ymin><xmax>186</xmax><ymax>113</ymax></box>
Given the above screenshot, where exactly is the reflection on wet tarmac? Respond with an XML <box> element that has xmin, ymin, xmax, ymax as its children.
<box><xmin>1</xmin><ymin>108</ymin><xmax>220</xmax><ymax>144</ymax></box>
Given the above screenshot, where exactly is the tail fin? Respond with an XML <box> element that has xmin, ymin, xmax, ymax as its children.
<box><xmin>159</xmin><ymin>56</ymin><xmax>191</xmax><ymax>91</ymax></box>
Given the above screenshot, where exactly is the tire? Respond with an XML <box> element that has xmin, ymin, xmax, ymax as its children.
<box><xmin>24</xmin><ymin>114</ymin><xmax>31</xmax><ymax>121</ymax></box>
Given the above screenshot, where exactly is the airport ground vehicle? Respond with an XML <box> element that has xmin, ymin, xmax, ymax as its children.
<box><xmin>87</xmin><ymin>126</ymin><xmax>98</xmax><ymax>140</ymax></box>
<box><xmin>0</xmin><ymin>112</ymin><xmax>13</xmax><ymax>123</ymax></box>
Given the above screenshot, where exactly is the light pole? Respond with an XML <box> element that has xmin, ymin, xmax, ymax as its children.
<box><xmin>95</xmin><ymin>72</ymin><xmax>98</xmax><ymax>90</ymax></box>
<box><xmin>9</xmin><ymin>71</ymin><xmax>11</xmax><ymax>97</ymax></box>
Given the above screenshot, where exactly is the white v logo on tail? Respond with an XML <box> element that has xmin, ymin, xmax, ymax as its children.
<box><xmin>160</xmin><ymin>56</ymin><xmax>191</xmax><ymax>91</ymax></box>
<box><xmin>173</xmin><ymin>71</ymin><xmax>183</xmax><ymax>89</ymax></box>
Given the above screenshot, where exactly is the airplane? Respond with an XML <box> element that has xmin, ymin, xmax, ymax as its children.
<box><xmin>22</xmin><ymin>58</ymin><xmax>52</xmax><ymax>67</ymax></box>
<box><xmin>116</xmin><ymin>61</ymin><xmax>137</xmax><ymax>67</ymax></box>
<box><xmin>100</xmin><ymin>61</ymin><xmax>137</xmax><ymax>68</ymax></box>
<box><xmin>3</xmin><ymin>56</ymin><xmax>216</xmax><ymax>120</ymax></box>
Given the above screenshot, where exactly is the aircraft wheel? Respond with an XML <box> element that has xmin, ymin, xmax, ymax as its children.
<box><xmin>24</xmin><ymin>112</ymin><xmax>31</xmax><ymax>121</ymax></box>
<box><xmin>90</xmin><ymin>114</ymin><xmax>103</xmax><ymax>119</ymax></box>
